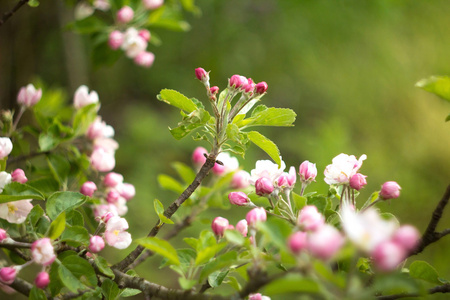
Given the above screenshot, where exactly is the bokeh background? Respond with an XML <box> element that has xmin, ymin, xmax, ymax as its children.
<box><xmin>1</xmin><ymin>0</ymin><xmax>449</xmax><ymax>298</ymax></box>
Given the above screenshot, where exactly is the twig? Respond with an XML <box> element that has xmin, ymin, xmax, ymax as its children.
<box><xmin>0</xmin><ymin>240</ymin><xmax>32</xmax><ymax>249</ymax></box>
<box><xmin>7</xmin><ymin>151</ymin><xmax>50</xmax><ymax>164</ymax></box>
<box><xmin>10</xmin><ymin>276</ymin><xmax>33</xmax><ymax>297</ymax></box>
<box><xmin>113</xmin><ymin>153</ymin><xmax>218</xmax><ymax>271</ymax></box>
<box><xmin>410</xmin><ymin>184</ymin><xmax>450</xmax><ymax>256</ymax></box>
<box><xmin>0</xmin><ymin>0</ymin><xmax>30</xmax><ymax>27</ymax></box>
<box><xmin>377</xmin><ymin>283</ymin><xmax>450</xmax><ymax>300</ymax></box>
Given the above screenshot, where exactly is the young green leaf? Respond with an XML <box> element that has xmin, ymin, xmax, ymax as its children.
<box><xmin>137</xmin><ymin>237</ymin><xmax>180</xmax><ymax>265</ymax></box>
<box><xmin>29</xmin><ymin>287</ymin><xmax>47</xmax><ymax>300</ymax></box>
<box><xmin>153</xmin><ymin>199</ymin><xmax>174</xmax><ymax>224</ymax></box>
<box><xmin>60</xmin><ymin>225</ymin><xmax>90</xmax><ymax>244</ymax></box>
<box><xmin>247</xmin><ymin>131</ymin><xmax>281</xmax><ymax>167</ymax></box>
<box><xmin>171</xmin><ymin>162</ymin><xmax>196</xmax><ymax>184</ymax></box>
<box><xmin>409</xmin><ymin>261</ymin><xmax>445</xmax><ymax>285</ymax></box>
<box><xmin>58</xmin><ymin>255</ymin><xmax>98</xmax><ymax>292</ymax></box>
<box><xmin>47</xmin><ymin>211</ymin><xmax>66</xmax><ymax>239</ymax></box>
<box><xmin>237</xmin><ymin>107</ymin><xmax>296</xmax><ymax>128</ymax></box>
<box><xmin>262</xmin><ymin>274</ymin><xmax>320</xmax><ymax>295</ymax></box>
<box><xmin>46</xmin><ymin>191</ymin><xmax>87</xmax><ymax>220</ymax></box>
<box><xmin>158</xmin><ymin>89</ymin><xmax>198</xmax><ymax>113</ymax></box>
<box><xmin>95</xmin><ymin>256</ymin><xmax>115</xmax><ymax>279</ymax></box>
<box><xmin>0</xmin><ymin>182</ymin><xmax>45</xmax><ymax>203</ymax></box>
<box><xmin>101</xmin><ymin>278</ymin><xmax>121</xmax><ymax>300</ymax></box>
<box><xmin>416</xmin><ymin>76</ymin><xmax>450</xmax><ymax>102</ymax></box>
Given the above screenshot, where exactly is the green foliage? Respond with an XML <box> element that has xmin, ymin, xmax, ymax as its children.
<box><xmin>409</xmin><ymin>260</ymin><xmax>447</xmax><ymax>285</ymax></box>
<box><xmin>158</xmin><ymin>89</ymin><xmax>198</xmax><ymax>113</ymax></box>
<box><xmin>138</xmin><ymin>237</ymin><xmax>181</xmax><ymax>265</ymax></box>
<box><xmin>247</xmin><ymin>131</ymin><xmax>281</xmax><ymax>167</ymax></box>
<box><xmin>46</xmin><ymin>192</ymin><xmax>86</xmax><ymax>220</ymax></box>
<box><xmin>154</xmin><ymin>199</ymin><xmax>174</xmax><ymax>224</ymax></box>
<box><xmin>47</xmin><ymin>211</ymin><xmax>66</xmax><ymax>239</ymax></box>
<box><xmin>0</xmin><ymin>182</ymin><xmax>45</xmax><ymax>203</ymax></box>
<box><xmin>58</xmin><ymin>255</ymin><xmax>98</xmax><ymax>292</ymax></box>
<box><xmin>416</xmin><ymin>76</ymin><xmax>450</xmax><ymax>102</ymax></box>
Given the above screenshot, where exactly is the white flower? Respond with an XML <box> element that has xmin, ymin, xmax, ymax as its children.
<box><xmin>249</xmin><ymin>158</ymin><xmax>286</xmax><ymax>185</ymax></box>
<box><xmin>74</xmin><ymin>2</ymin><xmax>94</xmax><ymax>20</ymax></box>
<box><xmin>216</xmin><ymin>152</ymin><xmax>239</xmax><ymax>173</ymax></box>
<box><xmin>104</xmin><ymin>216</ymin><xmax>132</xmax><ymax>249</ymax></box>
<box><xmin>87</xmin><ymin>117</ymin><xmax>115</xmax><ymax>140</ymax></box>
<box><xmin>0</xmin><ymin>172</ymin><xmax>11</xmax><ymax>193</ymax></box>
<box><xmin>0</xmin><ymin>200</ymin><xmax>33</xmax><ymax>224</ymax></box>
<box><xmin>340</xmin><ymin>204</ymin><xmax>397</xmax><ymax>253</ymax></box>
<box><xmin>324</xmin><ymin>153</ymin><xmax>367</xmax><ymax>185</ymax></box>
<box><xmin>121</xmin><ymin>28</ymin><xmax>147</xmax><ymax>58</ymax></box>
<box><xmin>0</xmin><ymin>138</ymin><xmax>13</xmax><ymax>160</ymax></box>
<box><xmin>73</xmin><ymin>85</ymin><xmax>99</xmax><ymax>109</ymax></box>
<box><xmin>31</xmin><ymin>238</ymin><xmax>56</xmax><ymax>266</ymax></box>
<box><xmin>94</xmin><ymin>0</ymin><xmax>110</xmax><ymax>11</ymax></box>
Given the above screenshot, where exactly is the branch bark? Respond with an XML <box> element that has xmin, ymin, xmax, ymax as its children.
<box><xmin>0</xmin><ymin>0</ymin><xmax>30</xmax><ymax>27</ymax></box>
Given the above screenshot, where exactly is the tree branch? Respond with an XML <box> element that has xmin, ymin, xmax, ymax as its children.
<box><xmin>377</xmin><ymin>283</ymin><xmax>450</xmax><ymax>300</ymax></box>
<box><xmin>0</xmin><ymin>0</ymin><xmax>30</xmax><ymax>27</ymax></box>
<box><xmin>10</xmin><ymin>276</ymin><xmax>33</xmax><ymax>297</ymax></box>
<box><xmin>410</xmin><ymin>184</ymin><xmax>450</xmax><ymax>256</ymax></box>
<box><xmin>113</xmin><ymin>153</ymin><xmax>218</xmax><ymax>271</ymax></box>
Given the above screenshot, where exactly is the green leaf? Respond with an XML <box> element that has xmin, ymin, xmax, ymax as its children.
<box><xmin>137</xmin><ymin>237</ymin><xmax>180</xmax><ymax>265</ymax></box>
<box><xmin>47</xmin><ymin>211</ymin><xmax>66</xmax><ymax>239</ymax></box>
<box><xmin>60</xmin><ymin>225</ymin><xmax>90</xmax><ymax>244</ymax></box>
<box><xmin>169</xmin><ymin>108</ymin><xmax>211</xmax><ymax>140</ymax></box>
<box><xmin>172</xmin><ymin>162</ymin><xmax>196</xmax><ymax>184</ymax></box>
<box><xmin>416</xmin><ymin>76</ymin><xmax>450</xmax><ymax>102</ymax></box>
<box><xmin>28</xmin><ymin>0</ymin><xmax>40</xmax><ymax>7</ymax></box>
<box><xmin>95</xmin><ymin>256</ymin><xmax>115</xmax><ymax>279</ymax></box>
<box><xmin>66</xmin><ymin>210</ymin><xmax>84</xmax><ymax>227</ymax></box>
<box><xmin>223</xmin><ymin>230</ymin><xmax>245</xmax><ymax>246</ymax></box>
<box><xmin>47</xmin><ymin>154</ymin><xmax>71</xmax><ymax>187</ymax></box>
<box><xmin>195</xmin><ymin>242</ymin><xmax>226</xmax><ymax>266</ymax></box>
<box><xmin>154</xmin><ymin>199</ymin><xmax>174</xmax><ymax>224</ymax></box>
<box><xmin>208</xmin><ymin>270</ymin><xmax>229</xmax><ymax>288</ymax></box>
<box><xmin>29</xmin><ymin>286</ymin><xmax>47</xmax><ymax>300</ymax></box>
<box><xmin>157</xmin><ymin>89</ymin><xmax>198</xmax><ymax>113</ymax></box>
<box><xmin>409</xmin><ymin>261</ymin><xmax>444</xmax><ymax>285</ymax></box>
<box><xmin>292</xmin><ymin>192</ymin><xmax>307</xmax><ymax>213</ymax></box>
<box><xmin>262</xmin><ymin>274</ymin><xmax>320</xmax><ymax>295</ymax></box>
<box><xmin>446</xmin><ymin>114</ymin><xmax>450</xmax><ymax>122</ymax></box>
<box><xmin>157</xmin><ymin>174</ymin><xmax>185</xmax><ymax>194</ymax></box>
<box><xmin>27</xmin><ymin>204</ymin><xmax>45</xmax><ymax>227</ymax></box>
<box><xmin>247</xmin><ymin>131</ymin><xmax>281</xmax><ymax>167</ymax></box>
<box><xmin>26</xmin><ymin>177</ymin><xmax>59</xmax><ymax>198</ymax></box>
<box><xmin>0</xmin><ymin>182</ymin><xmax>45</xmax><ymax>203</ymax></box>
<box><xmin>199</xmin><ymin>251</ymin><xmax>237</xmax><ymax>282</ymax></box>
<box><xmin>73</xmin><ymin>103</ymin><xmax>99</xmax><ymax>136</ymax></box>
<box><xmin>58</xmin><ymin>255</ymin><xmax>98</xmax><ymax>293</ymax></box>
<box><xmin>69</xmin><ymin>16</ymin><xmax>105</xmax><ymax>34</ymax></box>
<box><xmin>46</xmin><ymin>191</ymin><xmax>87</xmax><ymax>220</ymax></box>
<box><xmin>178</xmin><ymin>277</ymin><xmax>197</xmax><ymax>290</ymax></box>
<box><xmin>102</xmin><ymin>279</ymin><xmax>120</xmax><ymax>300</ymax></box>
<box><xmin>257</xmin><ymin>218</ymin><xmax>292</xmax><ymax>250</ymax></box>
<box><xmin>307</xmin><ymin>196</ymin><xmax>328</xmax><ymax>214</ymax></box>
<box><xmin>237</xmin><ymin>107</ymin><xmax>296</xmax><ymax>128</ymax></box>
<box><xmin>120</xmin><ymin>288</ymin><xmax>142</xmax><ymax>297</ymax></box>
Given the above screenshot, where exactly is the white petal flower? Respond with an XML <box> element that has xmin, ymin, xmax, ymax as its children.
<box><xmin>0</xmin><ymin>200</ymin><xmax>32</xmax><ymax>224</ymax></box>
<box><xmin>249</xmin><ymin>158</ymin><xmax>286</xmax><ymax>185</ymax></box>
<box><xmin>324</xmin><ymin>153</ymin><xmax>366</xmax><ymax>185</ymax></box>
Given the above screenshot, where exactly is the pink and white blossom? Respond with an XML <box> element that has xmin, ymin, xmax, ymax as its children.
<box><xmin>11</xmin><ymin>169</ymin><xmax>27</xmax><ymax>184</ymax></box>
<box><xmin>212</xmin><ymin>152</ymin><xmax>239</xmax><ymax>175</ymax></box>
<box><xmin>211</xmin><ymin>217</ymin><xmax>229</xmax><ymax>237</ymax></box>
<box><xmin>35</xmin><ymin>271</ymin><xmax>50</xmax><ymax>289</ymax></box>
<box><xmin>298</xmin><ymin>160</ymin><xmax>317</xmax><ymax>183</ymax></box>
<box><xmin>17</xmin><ymin>84</ymin><xmax>42</xmax><ymax>107</ymax></box>
<box><xmin>108</xmin><ymin>30</ymin><xmax>124</xmax><ymax>50</ymax></box>
<box><xmin>255</xmin><ymin>177</ymin><xmax>274</xmax><ymax>196</ymax></box>
<box><xmin>142</xmin><ymin>0</ymin><xmax>164</xmax><ymax>10</ymax></box>
<box><xmin>192</xmin><ymin>147</ymin><xmax>207</xmax><ymax>166</ymax></box>
<box><xmin>0</xmin><ymin>138</ymin><xmax>13</xmax><ymax>159</ymax></box>
<box><xmin>138</xmin><ymin>29</ymin><xmax>151</xmax><ymax>42</ymax></box>
<box><xmin>249</xmin><ymin>159</ymin><xmax>286</xmax><ymax>185</ymax></box>
<box><xmin>0</xmin><ymin>200</ymin><xmax>33</xmax><ymax>224</ymax></box>
<box><xmin>117</xmin><ymin>183</ymin><xmax>136</xmax><ymax>201</ymax></box>
<box><xmin>0</xmin><ymin>171</ymin><xmax>12</xmax><ymax>193</ymax></box>
<box><xmin>0</xmin><ymin>267</ymin><xmax>17</xmax><ymax>285</ymax></box>
<box><xmin>134</xmin><ymin>51</ymin><xmax>155</xmax><ymax>68</ymax></box>
<box><xmin>104</xmin><ymin>216</ymin><xmax>132</xmax><ymax>249</ymax></box>
<box><xmin>89</xmin><ymin>235</ymin><xmax>105</xmax><ymax>253</ymax></box>
<box><xmin>392</xmin><ymin>225</ymin><xmax>420</xmax><ymax>251</ymax></box>
<box><xmin>324</xmin><ymin>153</ymin><xmax>367</xmax><ymax>185</ymax></box>
<box><xmin>121</xmin><ymin>28</ymin><xmax>148</xmax><ymax>59</ymax></box>
<box><xmin>73</xmin><ymin>85</ymin><xmax>99</xmax><ymax>109</ymax></box>
<box><xmin>307</xmin><ymin>224</ymin><xmax>344</xmax><ymax>260</ymax></box>
<box><xmin>288</xmin><ymin>231</ymin><xmax>308</xmax><ymax>254</ymax></box>
<box><xmin>236</xmin><ymin>219</ymin><xmax>248</xmax><ymax>237</ymax></box>
<box><xmin>349</xmin><ymin>173</ymin><xmax>367</xmax><ymax>191</ymax></box>
<box><xmin>94</xmin><ymin>0</ymin><xmax>110</xmax><ymax>11</ymax></box>
<box><xmin>246</xmin><ymin>207</ymin><xmax>267</xmax><ymax>226</ymax></box>
<box><xmin>93</xmin><ymin>138</ymin><xmax>119</xmax><ymax>154</ymax></box>
<box><xmin>277</xmin><ymin>166</ymin><xmax>296</xmax><ymax>189</ymax></box>
<box><xmin>31</xmin><ymin>238</ymin><xmax>56</xmax><ymax>266</ymax></box>
<box><xmin>93</xmin><ymin>204</ymin><xmax>118</xmax><ymax>220</ymax></box>
<box><xmin>297</xmin><ymin>205</ymin><xmax>325</xmax><ymax>231</ymax></box>
<box><xmin>372</xmin><ymin>241</ymin><xmax>406</xmax><ymax>272</ymax></box>
<box><xmin>230</xmin><ymin>170</ymin><xmax>250</xmax><ymax>189</ymax></box>
<box><xmin>380</xmin><ymin>181</ymin><xmax>401</xmax><ymax>200</ymax></box>
<box><xmin>117</xmin><ymin>6</ymin><xmax>134</xmax><ymax>23</ymax></box>
<box><xmin>87</xmin><ymin>117</ymin><xmax>115</xmax><ymax>140</ymax></box>
<box><xmin>104</xmin><ymin>172</ymin><xmax>124</xmax><ymax>188</ymax></box>
<box><xmin>90</xmin><ymin>147</ymin><xmax>116</xmax><ymax>172</ymax></box>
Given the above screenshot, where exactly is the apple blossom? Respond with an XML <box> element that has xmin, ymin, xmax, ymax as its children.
<box><xmin>0</xmin><ymin>171</ymin><xmax>12</xmax><ymax>193</ymax></box>
<box><xmin>117</xmin><ymin>6</ymin><xmax>134</xmax><ymax>24</ymax></box>
<box><xmin>138</xmin><ymin>29</ymin><xmax>151</xmax><ymax>42</ymax></box>
<box><xmin>94</xmin><ymin>0</ymin><xmax>110</xmax><ymax>11</ymax></box>
<box><xmin>34</xmin><ymin>271</ymin><xmax>50</xmax><ymax>289</ymax></box>
<box><xmin>380</xmin><ymin>181</ymin><xmax>401</xmax><ymax>200</ymax></box>
<box><xmin>93</xmin><ymin>137</ymin><xmax>119</xmax><ymax>154</ymax></box>
<box><xmin>288</xmin><ymin>231</ymin><xmax>308</xmax><ymax>254</ymax></box>
<box><xmin>89</xmin><ymin>235</ymin><xmax>105</xmax><ymax>253</ymax></box>
<box><xmin>229</xmin><ymin>74</ymin><xmax>247</xmax><ymax>89</ymax></box>
<box><xmin>74</xmin><ymin>2</ymin><xmax>94</xmax><ymax>20</ymax></box>
<box><xmin>392</xmin><ymin>225</ymin><xmax>420</xmax><ymax>251</ymax></box>
<box><xmin>243</xmin><ymin>78</ymin><xmax>255</xmax><ymax>94</ymax></box>
<box><xmin>228</xmin><ymin>192</ymin><xmax>250</xmax><ymax>206</ymax></box>
<box><xmin>108</xmin><ymin>30</ymin><xmax>124</xmax><ymax>50</ymax></box>
<box><xmin>255</xmin><ymin>177</ymin><xmax>274</xmax><ymax>196</ymax></box>
<box><xmin>307</xmin><ymin>224</ymin><xmax>344</xmax><ymax>260</ymax></box>
<box><xmin>209</xmin><ymin>86</ymin><xmax>219</xmax><ymax>95</ymax></box>
<box><xmin>90</xmin><ymin>147</ymin><xmax>116</xmax><ymax>172</ymax></box>
<box><xmin>249</xmin><ymin>158</ymin><xmax>286</xmax><ymax>185</ymax></box>
<box><xmin>248</xmin><ymin>293</ymin><xmax>271</xmax><ymax>300</ymax></box>
<box><xmin>0</xmin><ymin>138</ymin><xmax>13</xmax><ymax>159</ymax></box>
<box><xmin>80</xmin><ymin>181</ymin><xmax>97</xmax><ymax>197</ymax></box>
<box><xmin>143</xmin><ymin>0</ymin><xmax>164</xmax><ymax>10</ymax></box>
<box><xmin>324</xmin><ymin>153</ymin><xmax>367</xmax><ymax>185</ymax></box>
<box><xmin>236</xmin><ymin>219</ymin><xmax>248</xmax><ymax>237</ymax></box>
<box><xmin>349</xmin><ymin>173</ymin><xmax>367</xmax><ymax>191</ymax></box>
<box><xmin>297</xmin><ymin>205</ymin><xmax>325</xmax><ymax>231</ymax></box>
<box><xmin>104</xmin><ymin>216</ymin><xmax>132</xmax><ymax>249</ymax></box>
<box><xmin>134</xmin><ymin>51</ymin><xmax>155</xmax><ymax>68</ymax></box>
<box><xmin>87</xmin><ymin>117</ymin><xmax>115</xmax><ymax>140</ymax></box>
<box><xmin>104</xmin><ymin>172</ymin><xmax>124</xmax><ymax>187</ymax></box>
<box><xmin>372</xmin><ymin>241</ymin><xmax>407</xmax><ymax>272</ymax></box>
<box><xmin>246</xmin><ymin>207</ymin><xmax>267</xmax><ymax>226</ymax></box>
<box><xmin>195</xmin><ymin>67</ymin><xmax>208</xmax><ymax>82</ymax></box>
<box><xmin>118</xmin><ymin>183</ymin><xmax>136</xmax><ymax>201</ymax></box>
<box><xmin>121</xmin><ymin>28</ymin><xmax>147</xmax><ymax>58</ymax></box>
<box><xmin>17</xmin><ymin>84</ymin><xmax>42</xmax><ymax>107</ymax></box>
<box><xmin>298</xmin><ymin>160</ymin><xmax>317</xmax><ymax>183</ymax></box>
<box><xmin>11</xmin><ymin>169</ymin><xmax>27</xmax><ymax>184</ymax></box>
<box><xmin>211</xmin><ymin>217</ymin><xmax>229</xmax><ymax>237</ymax></box>
<box><xmin>277</xmin><ymin>166</ymin><xmax>296</xmax><ymax>189</ymax></box>
<box><xmin>73</xmin><ymin>85</ymin><xmax>99</xmax><ymax>109</ymax></box>
<box><xmin>192</xmin><ymin>146</ymin><xmax>207</xmax><ymax>166</ymax></box>
<box><xmin>0</xmin><ymin>228</ymin><xmax>7</xmax><ymax>241</ymax></box>
<box><xmin>0</xmin><ymin>200</ymin><xmax>33</xmax><ymax>224</ymax></box>
<box><xmin>212</xmin><ymin>152</ymin><xmax>239</xmax><ymax>175</ymax></box>
<box><xmin>31</xmin><ymin>238</ymin><xmax>56</xmax><ymax>266</ymax></box>
<box><xmin>93</xmin><ymin>204</ymin><xmax>118</xmax><ymax>220</ymax></box>
<box><xmin>230</xmin><ymin>170</ymin><xmax>250</xmax><ymax>189</ymax></box>
<box><xmin>0</xmin><ymin>267</ymin><xmax>16</xmax><ymax>285</ymax></box>
<box><xmin>255</xmin><ymin>81</ymin><xmax>268</xmax><ymax>94</ymax></box>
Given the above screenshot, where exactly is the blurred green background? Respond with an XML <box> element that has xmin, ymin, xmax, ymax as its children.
<box><xmin>1</xmin><ymin>0</ymin><xmax>450</xmax><ymax>298</ymax></box>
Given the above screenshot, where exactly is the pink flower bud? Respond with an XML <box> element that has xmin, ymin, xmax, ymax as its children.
<box><xmin>212</xmin><ymin>163</ymin><xmax>226</xmax><ymax>175</ymax></box>
<box><xmin>349</xmin><ymin>173</ymin><xmax>367</xmax><ymax>191</ymax></box>
<box><xmin>0</xmin><ymin>137</ymin><xmax>13</xmax><ymax>159</ymax></box>
<box><xmin>246</xmin><ymin>207</ymin><xmax>267</xmax><ymax>226</ymax></box>
<box><xmin>298</xmin><ymin>205</ymin><xmax>325</xmax><ymax>231</ymax></box>
<box><xmin>134</xmin><ymin>51</ymin><xmax>155</xmax><ymax>68</ymax></box>
<box><xmin>89</xmin><ymin>235</ymin><xmax>105</xmax><ymax>253</ymax></box>
<box><xmin>90</xmin><ymin>148</ymin><xmax>116</xmax><ymax>172</ymax></box>
<box><xmin>108</xmin><ymin>30</ymin><xmax>124</xmax><ymax>50</ymax></box>
<box><xmin>31</xmin><ymin>238</ymin><xmax>56</xmax><ymax>266</ymax></box>
<box><xmin>288</xmin><ymin>231</ymin><xmax>308</xmax><ymax>254</ymax></box>
<box><xmin>255</xmin><ymin>82</ymin><xmax>268</xmax><ymax>94</ymax></box>
<box><xmin>142</xmin><ymin>0</ymin><xmax>164</xmax><ymax>10</ymax></box>
<box><xmin>17</xmin><ymin>84</ymin><xmax>42</xmax><ymax>107</ymax></box>
<box><xmin>192</xmin><ymin>147</ymin><xmax>207</xmax><ymax>166</ymax></box>
<box><xmin>11</xmin><ymin>169</ymin><xmax>27</xmax><ymax>184</ymax></box>
<box><xmin>0</xmin><ymin>267</ymin><xmax>16</xmax><ymax>285</ymax></box>
<box><xmin>230</xmin><ymin>170</ymin><xmax>250</xmax><ymax>189</ymax></box>
<box><xmin>211</xmin><ymin>217</ymin><xmax>229</xmax><ymax>237</ymax></box>
<box><xmin>372</xmin><ymin>241</ymin><xmax>406</xmax><ymax>272</ymax></box>
<box><xmin>228</xmin><ymin>192</ymin><xmax>250</xmax><ymax>206</ymax></box>
<box><xmin>117</xmin><ymin>6</ymin><xmax>134</xmax><ymax>23</ymax></box>
<box><xmin>104</xmin><ymin>172</ymin><xmax>123</xmax><ymax>187</ymax></box>
<box><xmin>80</xmin><ymin>181</ymin><xmax>97</xmax><ymax>197</ymax></box>
<box><xmin>278</xmin><ymin>167</ymin><xmax>296</xmax><ymax>189</ymax></box>
<box><xmin>236</xmin><ymin>219</ymin><xmax>248</xmax><ymax>237</ymax></box>
<box><xmin>106</xmin><ymin>190</ymin><xmax>121</xmax><ymax>204</ymax></box>
<box><xmin>243</xmin><ymin>78</ymin><xmax>255</xmax><ymax>94</ymax></box>
<box><xmin>118</xmin><ymin>183</ymin><xmax>136</xmax><ymax>201</ymax></box>
<box><xmin>34</xmin><ymin>271</ymin><xmax>50</xmax><ymax>289</ymax></box>
<box><xmin>209</xmin><ymin>86</ymin><xmax>219</xmax><ymax>95</ymax></box>
<box><xmin>255</xmin><ymin>177</ymin><xmax>274</xmax><ymax>196</ymax></box>
<box><xmin>138</xmin><ymin>29</ymin><xmax>151</xmax><ymax>42</ymax></box>
<box><xmin>307</xmin><ymin>224</ymin><xmax>344</xmax><ymax>260</ymax></box>
<box><xmin>380</xmin><ymin>181</ymin><xmax>401</xmax><ymax>200</ymax></box>
<box><xmin>249</xmin><ymin>294</ymin><xmax>262</xmax><ymax>300</ymax></box>
<box><xmin>229</xmin><ymin>75</ymin><xmax>247</xmax><ymax>89</ymax></box>
<box><xmin>227</xmin><ymin>224</ymin><xmax>235</xmax><ymax>230</ymax></box>
<box><xmin>195</xmin><ymin>67</ymin><xmax>208</xmax><ymax>81</ymax></box>
<box><xmin>299</xmin><ymin>160</ymin><xmax>317</xmax><ymax>183</ymax></box>
<box><xmin>101</xmin><ymin>212</ymin><xmax>115</xmax><ymax>223</ymax></box>
<box><xmin>392</xmin><ymin>225</ymin><xmax>420</xmax><ymax>251</ymax></box>
<box><xmin>0</xmin><ymin>229</ymin><xmax>7</xmax><ymax>241</ymax></box>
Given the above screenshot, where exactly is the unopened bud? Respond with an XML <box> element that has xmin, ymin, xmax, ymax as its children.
<box><xmin>0</xmin><ymin>267</ymin><xmax>17</xmax><ymax>285</ymax></box>
<box><xmin>143</xmin><ymin>0</ymin><xmax>164</xmax><ymax>10</ymax></box>
<box><xmin>236</xmin><ymin>219</ymin><xmax>248</xmax><ymax>237</ymax></box>
<box><xmin>288</xmin><ymin>231</ymin><xmax>308</xmax><ymax>254</ymax></box>
<box><xmin>229</xmin><ymin>75</ymin><xmax>247</xmax><ymax>89</ymax></box>
<box><xmin>138</xmin><ymin>29</ymin><xmax>151</xmax><ymax>41</ymax></box>
<box><xmin>211</xmin><ymin>217</ymin><xmax>229</xmax><ymax>237</ymax></box>
<box><xmin>298</xmin><ymin>160</ymin><xmax>317</xmax><ymax>183</ymax></box>
<box><xmin>255</xmin><ymin>177</ymin><xmax>274</xmax><ymax>196</ymax></box>
<box><xmin>11</xmin><ymin>169</ymin><xmax>27</xmax><ymax>184</ymax></box>
<box><xmin>392</xmin><ymin>225</ymin><xmax>420</xmax><ymax>251</ymax></box>
<box><xmin>255</xmin><ymin>82</ymin><xmax>268</xmax><ymax>94</ymax></box>
<box><xmin>89</xmin><ymin>235</ymin><xmax>105</xmax><ymax>253</ymax></box>
<box><xmin>195</xmin><ymin>68</ymin><xmax>208</xmax><ymax>82</ymax></box>
<box><xmin>228</xmin><ymin>192</ymin><xmax>250</xmax><ymax>206</ymax></box>
<box><xmin>246</xmin><ymin>207</ymin><xmax>267</xmax><ymax>226</ymax></box>
<box><xmin>108</xmin><ymin>30</ymin><xmax>124</xmax><ymax>50</ymax></box>
<box><xmin>117</xmin><ymin>6</ymin><xmax>134</xmax><ymax>23</ymax></box>
<box><xmin>80</xmin><ymin>181</ymin><xmax>97</xmax><ymax>197</ymax></box>
<box><xmin>349</xmin><ymin>173</ymin><xmax>367</xmax><ymax>191</ymax></box>
<box><xmin>17</xmin><ymin>84</ymin><xmax>42</xmax><ymax>107</ymax></box>
<box><xmin>35</xmin><ymin>272</ymin><xmax>50</xmax><ymax>289</ymax></box>
<box><xmin>0</xmin><ymin>229</ymin><xmax>7</xmax><ymax>241</ymax></box>
<box><xmin>134</xmin><ymin>51</ymin><xmax>155</xmax><ymax>68</ymax></box>
<box><xmin>380</xmin><ymin>181</ymin><xmax>401</xmax><ymax>200</ymax></box>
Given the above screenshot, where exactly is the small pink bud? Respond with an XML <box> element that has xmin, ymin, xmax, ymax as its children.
<box><xmin>236</xmin><ymin>219</ymin><xmax>248</xmax><ymax>237</ymax></box>
<box><xmin>307</xmin><ymin>224</ymin><xmax>344</xmax><ymax>260</ymax></box>
<box><xmin>0</xmin><ymin>229</ymin><xmax>7</xmax><ymax>241</ymax></box>
<box><xmin>106</xmin><ymin>190</ymin><xmax>121</xmax><ymax>204</ymax></box>
<box><xmin>349</xmin><ymin>173</ymin><xmax>367</xmax><ymax>191</ymax></box>
<box><xmin>90</xmin><ymin>147</ymin><xmax>116</xmax><ymax>172</ymax></box>
<box><xmin>0</xmin><ymin>267</ymin><xmax>16</xmax><ymax>285</ymax></box>
<box><xmin>80</xmin><ymin>181</ymin><xmax>97</xmax><ymax>197</ymax></box>
<box><xmin>243</xmin><ymin>78</ymin><xmax>255</xmax><ymax>94</ymax></box>
<box><xmin>89</xmin><ymin>235</ymin><xmax>105</xmax><ymax>253</ymax></box>
<box><xmin>299</xmin><ymin>160</ymin><xmax>317</xmax><ymax>183</ymax></box>
<box><xmin>101</xmin><ymin>212</ymin><xmax>115</xmax><ymax>223</ymax></box>
<box><xmin>86</xmin><ymin>252</ymin><xmax>93</xmax><ymax>258</ymax></box>
<box><xmin>230</xmin><ymin>170</ymin><xmax>250</xmax><ymax>189</ymax></box>
<box><xmin>11</xmin><ymin>169</ymin><xmax>28</xmax><ymax>184</ymax></box>
<box><xmin>195</xmin><ymin>67</ymin><xmax>208</xmax><ymax>81</ymax></box>
<box><xmin>392</xmin><ymin>225</ymin><xmax>420</xmax><ymax>251</ymax></box>
<box><xmin>117</xmin><ymin>6</ymin><xmax>134</xmax><ymax>23</ymax></box>
<box><xmin>249</xmin><ymin>294</ymin><xmax>262</xmax><ymax>300</ymax></box>
<box><xmin>288</xmin><ymin>231</ymin><xmax>308</xmax><ymax>254</ymax></box>
<box><xmin>34</xmin><ymin>271</ymin><xmax>50</xmax><ymax>289</ymax></box>
<box><xmin>228</xmin><ymin>192</ymin><xmax>250</xmax><ymax>206</ymax></box>
<box><xmin>229</xmin><ymin>75</ymin><xmax>247</xmax><ymax>89</ymax></box>
<box><xmin>104</xmin><ymin>172</ymin><xmax>124</xmax><ymax>187</ymax></box>
<box><xmin>192</xmin><ymin>147</ymin><xmax>207</xmax><ymax>166</ymax></box>
<box><xmin>209</xmin><ymin>86</ymin><xmax>219</xmax><ymax>95</ymax></box>
<box><xmin>212</xmin><ymin>163</ymin><xmax>226</xmax><ymax>175</ymax></box>
<box><xmin>255</xmin><ymin>177</ymin><xmax>274</xmax><ymax>196</ymax></box>
<box><xmin>142</xmin><ymin>0</ymin><xmax>164</xmax><ymax>10</ymax></box>
<box><xmin>138</xmin><ymin>29</ymin><xmax>151</xmax><ymax>41</ymax></box>
<box><xmin>298</xmin><ymin>205</ymin><xmax>325</xmax><ymax>231</ymax></box>
<box><xmin>134</xmin><ymin>51</ymin><xmax>155</xmax><ymax>68</ymax></box>
<box><xmin>227</xmin><ymin>224</ymin><xmax>235</xmax><ymax>230</ymax></box>
<box><xmin>246</xmin><ymin>207</ymin><xmax>267</xmax><ymax>226</ymax></box>
<box><xmin>17</xmin><ymin>84</ymin><xmax>42</xmax><ymax>107</ymax></box>
<box><xmin>108</xmin><ymin>30</ymin><xmax>124</xmax><ymax>50</ymax></box>
<box><xmin>118</xmin><ymin>183</ymin><xmax>136</xmax><ymax>201</ymax></box>
<box><xmin>255</xmin><ymin>82</ymin><xmax>268</xmax><ymax>94</ymax></box>
<box><xmin>372</xmin><ymin>241</ymin><xmax>406</xmax><ymax>272</ymax></box>
<box><xmin>380</xmin><ymin>181</ymin><xmax>401</xmax><ymax>200</ymax></box>
<box><xmin>31</xmin><ymin>238</ymin><xmax>56</xmax><ymax>266</ymax></box>
<box><xmin>211</xmin><ymin>217</ymin><xmax>229</xmax><ymax>237</ymax></box>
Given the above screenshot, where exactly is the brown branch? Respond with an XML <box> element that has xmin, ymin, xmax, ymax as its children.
<box><xmin>10</xmin><ymin>276</ymin><xmax>33</xmax><ymax>297</ymax></box>
<box><xmin>113</xmin><ymin>153</ymin><xmax>218</xmax><ymax>271</ymax></box>
<box><xmin>0</xmin><ymin>240</ymin><xmax>32</xmax><ymax>249</ymax></box>
<box><xmin>0</xmin><ymin>0</ymin><xmax>30</xmax><ymax>27</ymax></box>
<box><xmin>377</xmin><ymin>283</ymin><xmax>450</xmax><ymax>300</ymax></box>
<box><xmin>410</xmin><ymin>184</ymin><xmax>450</xmax><ymax>256</ymax></box>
